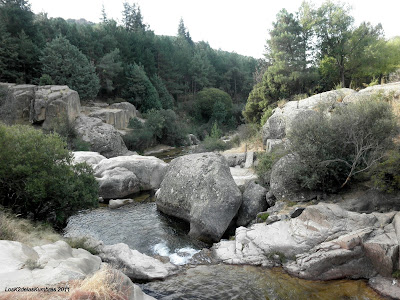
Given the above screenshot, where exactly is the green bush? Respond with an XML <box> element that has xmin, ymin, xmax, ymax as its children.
<box><xmin>288</xmin><ymin>100</ymin><xmax>397</xmax><ymax>191</ymax></box>
<box><xmin>255</xmin><ymin>151</ymin><xmax>286</xmax><ymax>186</ymax></box>
<box><xmin>202</xmin><ymin>136</ymin><xmax>230</xmax><ymax>152</ymax></box>
<box><xmin>0</xmin><ymin>124</ymin><xmax>99</xmax><ymax>229</ymax></box>
<box><xmin>123</xmin><ymin>109</ymin><xmax>188</xmax><ymax>152</ymax></box>
<box><xmin>260</xmin><ymin>107</ymin><xmax>273</xmax><ymax>127</ymax></box>
<box><xmin>195</xmin><ymin>88</ymin><xmax>233</xmax><ymax>123</ymax></box>
<box><xmin>371</xmin><ymin>150</ymin><xmax>400</xmax><ymax>193</ymax></box>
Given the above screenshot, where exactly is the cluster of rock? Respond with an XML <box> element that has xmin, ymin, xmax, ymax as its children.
<box><xmin>213</xmin><ymin>203</ymin><xmax>400</xmax><ymax>284</ymax></box>
<box><xmin>0</xmin><ymin>83</ymin><xmax>139</xmax><ymax>158</ymax></box>
<box><xmin>0</xmin><ymin>238</ymin><xmax>174</xmax><ymax>299</ymax></box>
<box><xmin>73</xmin><ymin>151</ymin><xmax>168</xmax><ymax>200</ymax></box>
<box><xmin>262</xmin><ymin>82</ymin><xmax>400</xmax><ymax>203</ymax></box>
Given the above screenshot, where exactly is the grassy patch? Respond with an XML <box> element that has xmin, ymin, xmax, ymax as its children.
<box><xmin>258</xmin><ymin>212</ymin><xmax>270</xmax><ymax>222</ymax></box>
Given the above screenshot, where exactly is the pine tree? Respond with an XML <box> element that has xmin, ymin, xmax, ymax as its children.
<box><xmin>40</xmin><ymin>36</ymin><xmax>100</xmax><ymax>100</ymax></box>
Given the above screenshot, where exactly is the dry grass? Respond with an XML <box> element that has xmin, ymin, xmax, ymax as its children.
<box><xmin>0</xmin><ymin>266</ymin><xmax>130</xmax><ymax>300</ymax></box>
<box><xmin>0</xmin><ymin>210</ymin><xmax>61</xmax><ymax>247</ymax></box>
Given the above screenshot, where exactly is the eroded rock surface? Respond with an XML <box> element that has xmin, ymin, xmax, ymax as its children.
<box><xmin>0</xmin><ymin>240</ymin><xmax>101</xmax><ymax>291</ymax></box>
<box><xmin>213</xmin><ymin>203</ymin><xmax>400</xmax><ymax>281</ymax></box>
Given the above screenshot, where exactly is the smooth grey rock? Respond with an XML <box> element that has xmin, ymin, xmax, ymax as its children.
<box><xmin>72</xmin><ymin>151</ymin><xmax>106</xmax><ymax>166</ymax></box>
<box><xmin>156</xmin><ymin>153</ymin><xmax>242</xmax><ymax>243</ymax></box>
<box><xmin>369</xmin><ymin>276</ymin><xmax>400</xmax><ymax>300</ymax></box>
<box><xmin>109</xmin><ymin>199</ymin><xmax>134</xmax><ymax>209</ymax></box>
<box><xmin>99</xmin><ymin>243</ymin><xmax>176</xmax><ymax>280</ymax></box>
<box><xmin>266</xmin><ymin>139</ymin><xmax>286</xmax><ymax>153</ymax></box>
<box><xmin>237</xmin><ymin>181</ymin><xmax>268</xmax><ymax>227</ymax></box>
<box><xmin>187</xmin><ymin>133</ymin><xmax>200</xmax><ymax>145</ymax></box>
<box><xmin>94</xmin><ymin>155</ymin><xmax>168</xmax><ymax>199</ymax></box>
<box><xmin>270</xmin><ymin>154</ymin><xmax>319</xmax><ymax>202</ymax></box>
<box><xmin>0</xmin><ymin>240</ymin><xmax>101</xmax><ymax>291</ymax></box>
<box><xmin>74</xmin><ymin>115</ymin><xmax>128</xmax><ymax>158</ymax></box>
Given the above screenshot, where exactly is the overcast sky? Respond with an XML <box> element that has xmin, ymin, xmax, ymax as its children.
<box><xmin>30</xmin><ymin>0</ymin><xmax>400</xmax><ymax>58</ymax></box>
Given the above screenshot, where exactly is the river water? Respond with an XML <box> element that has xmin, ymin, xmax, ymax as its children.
<box><xmin>63</xmin><ymin>147</ymin><xmax>387</xmax><ymax>299</ymax></box>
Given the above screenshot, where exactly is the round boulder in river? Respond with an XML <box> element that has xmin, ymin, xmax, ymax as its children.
<box><xmin>156</xmin><ymin>153</ymin><xmax>242</xmax><ymax>243</ymax></box>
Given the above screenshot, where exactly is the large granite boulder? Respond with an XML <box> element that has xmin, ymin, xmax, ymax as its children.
<box><xmin>269</xmin><ymin>154</ymin><xmax>319</xmax><ymax>202</ymax></box>
<box><xmin>99</xmin><ymin>243</ymin><xmax>176</xmax><ymax>280</ymax></box>
<box><xmin>87</xmin><ymin>102</ymin><xmax>137</xmax><ymax>130</ymax></box>
<box><xmin>343</xmin><ymin>82</ymin><xmax>400</xmax><ymax>103</ymax></box>
<box><xmin>156</xmin><ymin>153</ymin><xmax>242</xmax><ymax>243</ymax></box>
<box><xmin>237</xmin><ymin>181</ymin><xmax>268</xmax><ymax>227</ymax></box>
<box><xmin>74</xmin><ymin>115</ymin><xmax>128</xmax><ymax>158</ymax></box>
<box><xmin>213</xmin><ymin>203</ymin><xmax>400</xmax><ymax>281</ymax></box>
<box><xmin>94</xmin><ymin>155</ymin><xmax>168</xmax><ymax>199</ymax></box>
<box><xmin>262</xmin><ymin>88</ymin><xmax>355</xmax><ymax>145</ymax></box>
<box><xmin>0</xmin><ymin>83</ymin><xmax>36</xmax><ymax>124</ymax></box>
<box><xmin>0</xmin><ymin>240</ymin><xmax>101</xmax><ymax>291</ymax></box>
<box><xmin>32</xmin><ymin>85</ymin><xmax>81</xmax><ymax>130</ymax></box>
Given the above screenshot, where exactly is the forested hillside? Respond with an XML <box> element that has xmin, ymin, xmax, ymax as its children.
<box><xmin>0</xmin><ymin>0</ymin><xmax>256</xmax><ymax>113</ymax></box>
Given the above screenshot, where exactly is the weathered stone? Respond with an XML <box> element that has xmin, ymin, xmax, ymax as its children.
<box><xmin>94</xmin><ymin>155</ymin><xmax>168</xmax><ymax>198</ymax></box>
<box><xmin>74</xmin><ymin>116</ymin><xmax>128</xmax><ymax>158</ymax></box>
<box><xmin>369</xmin><ymin>276</ymin><xmax>400</xmax><ymax>300</ymax></box>
<box><xmin>270</xmin><ymin>154</ymin><xmax>319</xmax><ymax>202</ymax></box>
<box><xmin>72</xmin><ymin>151</ymin><xmax>106</xmax><ymax>166</ymax></box>
<box><xmin>156</xmin><ymin>153</ymin><xmax>242</xmax><ymax>243</ymax></box>
<box><xmin>0</xmin><ymin>240</ymin><xmax>101</xmax><ymax>291</ymax></box>
<box><xmin>262</xmin><ymin>88</ymin><xmax>355</xmax><ymax>145</ymax></box>
<box><xmin>237</xmin><ymin>181</ymin><xmax>268</xmax><ymax>227</ymax></box>
<box><xmin>109</xmin><ymin>199</ymin><xmax>134</xmax><ymax>209</ymax></box>
<box><xmin>266</xmin><ymin>139</ymin><xmax>286</xmax><ymax>153</ymax></box>
<box><xmin>99</xmin><ymin>243</ymin><xmax>176</xmax><ymax>280</ymax></box>
<box><xmin>213</xmin><ymin>203</ymin><xmax>399</xmax><ymax>281</ymax></box>
<box><xmin>87</xmin><ymin>102</ymin><xmax>136</xmax><ymax>129</ymax></box>
<box><xmin>0</xmin><ymin>83</ymin><xmax>35</xmax><ymax>124</ymax></box>
<box><xmin>343</xmin><ymin>82</ymin><xmax>400</xmax><ymax>103</ymax></box>
<box><xmin>32</xmin><ymin>86</ymin><xmax>81</xmax><ymax>131</ymax></box>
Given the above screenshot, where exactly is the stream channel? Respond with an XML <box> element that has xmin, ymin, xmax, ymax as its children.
<box><xmin>64</xmin><ymin>147</ymin><xmax>387</xmax><ymax>300</ymax></box>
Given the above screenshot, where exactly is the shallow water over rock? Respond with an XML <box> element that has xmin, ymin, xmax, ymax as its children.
<box><xmin>64</xmin><ymin>201</ymin><xmax>207</xmax><ymax>264</ymax></box>
<box><xmin>142</xmin><ymin>265</ymin><xmax>385</xmax><ymax>300</ymax></box>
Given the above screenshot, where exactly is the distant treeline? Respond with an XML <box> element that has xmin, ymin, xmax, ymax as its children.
<box><xmin>0</xmin><ymin>0</ymin><xmax>257</xmax><ymax>112</ymax></box>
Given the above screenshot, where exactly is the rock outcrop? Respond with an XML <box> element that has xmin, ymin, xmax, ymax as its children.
<box><xmin>0</xmin><ymin>240</ymin><xmax>101</xmax><ymax>291</ymax></box>
<box><xmin>74</xmin><ymin>116</ymin><xmax>128</xmax><ymax>158</ymax></box>
<box><xmin>99</xmin><ymin>243</ymin><xmax>177</xmax><ymax>280</ymax></box>
<box><xmin>73</xmin><ymin>151</ymin><xmax>106</xmax><ymax>166</ymax></box>
<box><xmin>269</xmin><ymin>154</ymin><xmax>320</xmax><ymax>202</ymax></box>
<box><xmin>343</xmin><ymin>82</ymin><xmax>400</xmax><ymax>103</ymax></box>
<box><xmin>213</xmin><ymin>203</ymin><xmax>400</xmax><ymax>281</ymax></box>
<box><xmin>156</xmin><ymin>153</ymin><xmax>242</xmax><ymax>243</ymax></box>
<box><xmin>94</xmin><ymin>155</ymin><xmax>168</xmax><ymax>199</ymax></box>
<box><xmin>262</xmin><ymin>88</ymin><xmax>355</xmax><ymax>145</ymax></box>
<box><xmin>86</xmin><ymin>102</ymin><xmax>137</xmax><ymax>130</ymax></box>
<box><xmin>32</xmin><ymin>85</ymin><xmax>81</xmax><ymax>130</ymax></box>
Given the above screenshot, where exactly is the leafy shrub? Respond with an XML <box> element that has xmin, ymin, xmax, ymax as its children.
<box><xmin>371</xmin><ymin>150</ymin><xmax>400</xmax><ymax>193</ymax></box>
<box><xmin>202</xmin><ymin>136</ymin><xmax>230</xmax><ymax>152</ymax></box>
<box><xmin>255</xmin><ymin>150</ymin><xmax>286</xmax><ymax>186</ymax></box>
<box><xmin>260</xmin><ymin>107</ymin><xmax>273</xmax><ymax>127</ymax></box>
<box><xmin>0</xmin><ymin>124</ymin><xmax>99</xmax><ymax>229</ymax></box>
<box><xmin>288</xmin><ymin>100</ymin><xmax>397</xmax><ymax>191</ymax></box>
<box><xmin>195</xmin><ymin>88</ymin><xmax>233</xmax><ymax>123</ymax></box>
<box><xmin>123</xmin><ymin>109</ymin><xmax>188</xmax><ymax>152</ymax></box>
<box><xmin>39</xmin><ymin>74</ymin><xmax>54</xmax><ymax>86</ymax></box>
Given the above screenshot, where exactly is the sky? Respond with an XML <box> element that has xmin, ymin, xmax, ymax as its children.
<box><xmin>30</xmin><ymin>0</ymin><xmax>400</xmax><ymax>59</ymax></box>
